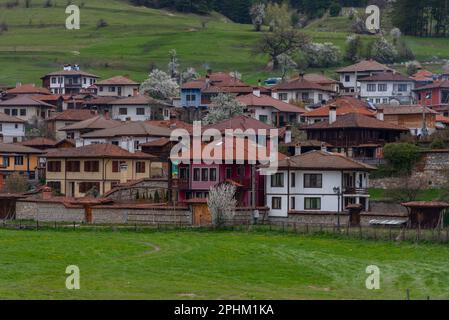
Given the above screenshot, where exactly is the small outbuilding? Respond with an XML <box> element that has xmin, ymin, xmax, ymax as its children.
<box><xmin>401</xmin><ymin>201</ymin><xmax>449</xmax><ymax>229</ymax></box>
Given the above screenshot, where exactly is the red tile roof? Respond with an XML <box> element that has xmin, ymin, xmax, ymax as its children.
<box><xmin>358</xmin><ymin>72</ymin><xmax>413</xmax><ymax>82</ymax></box>
<box><xmin>31</xmin><ymin>94</ymin><xmax>63</xmax><ymax>102</ymax></box>
<box><xmin>146</xmin><ymin>119</ymin><xmax>193</xmax><ymax>134</ymax></box>
<box><xmin>381</xmin><ymin>105</ymin><xmax>437</xmax><ymax>115</ymax></box>
<box><xmin>20</xmin><ymin>137</ymin><xmax>58</xmax><ymax>147</ymax></box>
<box><xmin>272</xmin><ymin>76</ymin><xmax>333</xmax><ymax>92</ymax></box>
<box><xmin>277</xmin><ymin>150</ymin><xmax>376</xmax><ymax>171</ymax></box>
<box><xmin>304</xmin><ymin>96</ymin><xmax>375</xmax><ymax>118</ymax></box>
<box><xmin>59</xmin><ymin>116</ymin><xmax>121</xmax><ymax>131</ymax></box>
<box><xmin>96</xmin><ymin>76</ymin><xmax>139</xmax><ymax>86</ymax></box>
<box><xmin>41</xmin><ymin>70</ymin><xmax>99</xmax><ymax>78</ymax></box>
<box><xmin>45</xmin><ymin>144</ymin><xmax>156</xmax><ymax>159</ymax></box>
<box><xmin>304</xmin><ymin>113</ymin><xmax>408</xmax><ymax>131</ymax></box>
<box><xmin>46</xmin><ymin>109</ymin><xmax>97</xmax><ymax>121</ymax></box>
<box><xmin>181</xmin><ymin>72</ymin><xmax>253</xmax><ymax>94</ymax></box>
<box><xmin>0</xmin><ymin>96</ymin><xmax>56</xmax><ymax>108</ymax></box>
<box><xmin>6</xmin><ymin>84</ymin><xmax>51</xmax><ymax>95</ymax></box>
<box><xmin>109</xmin><ymin>95</ymin><xmax>170</xmax><ymax>106</ymax></box>
<box><xmin>0</xmin><ymin>143</ymin><xmax>44</xmax><ymax>154</ymax></box>
<box><xmin>0</xmin><ymin>112</ymin><xmax>25</xmax><ymax>123</ymax></box>
<box><xmin>203</xmin><ymin>115</ymin><xmax>276</xmax><ymax>134</ymax></box>
<box><xmin>414</xmin><ymin>80</ymin><xmax>449</xmax><ymax>91</ymax></box>
<box><xmin>81</xmin><ymin>121</ymin><xmax>173</xmax><ymax>138</ymax></box>
<box><xmin>336</xmin><ymin>59</ymin><xmax>392</xmax><ymax>73</ymax></box>
<box><xmin>436</xmin><ymin>114</ymin><xmax>449</xmax><ymax>123</ymax></box>
<box><xmin>237</xmin><ymin>94</ymin><xmax>306</xmax><ymax>113</ymax></box>
<box><xmin>411</xmin><ymin>69</ymin><xmax>434</xmax><ymax>81</ymax></box>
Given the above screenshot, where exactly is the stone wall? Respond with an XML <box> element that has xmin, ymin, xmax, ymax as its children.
<box><xmin>17</xmin><ymin>201</ymin><xmax>85</xmax><ymax>222</ymax></box>
<box><xmin>371</xmin><ymin>150</ymin><xmax>449</xmax><ymax>189</ymax></box>
<box><xmin>105</xmin><ymin>179</ymin><xmax>169</xmax><ymax>202</ymax></box>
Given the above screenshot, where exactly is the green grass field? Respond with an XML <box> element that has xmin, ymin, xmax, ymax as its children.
<box><xmin>369</xmin><ymin>188</ymin><xmax>449</xmax><ymax>202</ymax></box>
<box><xmin>0</xmin><ymin>0</ymin><xmax>449</xmax><ymax>86</ymax></box>
<box><xmin>1</xmin><ymin>228</ymin><xmax>449</xmax><ymax>299</ymax></box>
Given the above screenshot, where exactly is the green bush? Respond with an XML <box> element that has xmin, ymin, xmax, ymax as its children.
<box><xmin>329</xmin><ymin>2</ymin><xmax>342</xmax><ymax>17</ymax></box>
<box><xmin>383</xmin><ymin>142</ymin><xmax>421</xmax><ymax>175</ymax></box>
<box><xmin>430</xmin><ymin>138</ymin><xmax>446</xmax><ymax>149</ymax></box>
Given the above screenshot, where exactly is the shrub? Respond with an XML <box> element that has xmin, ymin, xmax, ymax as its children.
<box><xmin>329</xmin><ymin>2</ymin><xmax>342</xmax><ymax>17</ymax></box>
<box><xmin>383</xmin><ymin>142</ymin><xmax>421</xmax><ymax>175</ymax></box>
<box><xmin>304</xmin><ymin>42</ymin><xmax>341</xmax><ymax>67</ymax></box>
<box><xmin>405</xmin><ymin>60</ymin><xmax>420</xmax><ymax>76</ymax></box>
<box><xmin>430</xmin><ymin>138</ymin><xmax>446</xmax><ymax>149</ymax></box>
<box><xmin>4</xmin><ymin>172</ymin><xmax>29</xmax><ymax>193</ymax></box>
<box><xmin>369</xmin><ymin>37</ymin><xmax>398</xmax><ymax>63</ymax></box>
<box><xmin>345</xmin><ymin>34</ymin><xmax>362</xmax><ymax>62</ymax></box>
<box><xmin>96</xmin><ymin>19</ymin><xmax>108</xmax><ymax>29</ymax></box>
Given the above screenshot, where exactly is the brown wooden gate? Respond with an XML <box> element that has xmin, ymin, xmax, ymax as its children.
<box><xmin>192</xmin><ymin>203</ymin><xmax>211</xmax><ymax>226</ymax></box>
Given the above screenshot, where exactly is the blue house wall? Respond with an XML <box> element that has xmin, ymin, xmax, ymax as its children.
<box><xmin>180</xmin><ymin>89</ymin><xmax>202</xmax><ymax>108</ymax></box>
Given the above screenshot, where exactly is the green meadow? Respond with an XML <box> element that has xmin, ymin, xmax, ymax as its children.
<box><xmin>0</xmin><ymin>0</ymin><xmax>449</xmax><ymax>86</ymax></box>
<box><xmin>0</xmin><ymin>228</ymin><xmax>448</xmax><ymax>299</ymax></box>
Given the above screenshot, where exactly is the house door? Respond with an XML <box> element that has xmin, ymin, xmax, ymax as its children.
<box><xmin>192</xmin><ymin>204</ymin><xmax>211</xmax><ymax>226</ymax></box>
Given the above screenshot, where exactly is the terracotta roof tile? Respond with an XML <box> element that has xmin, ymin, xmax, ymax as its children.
<box><xmin>0</xmin><ymin>112</ymin><xmax>25</xmax><ymax>123</ymax></box>
<box><xmin>237</xmin><ymin>94</ymin><xmax>306</xmax><ymax>113</ymax></box>
<box><xmin>146</xmin><ymin>119</ymin><xmax>193</xmax><ymax>134</ymax></box>
<box><xmin>203</xmin><ymin>115</ymin><xmax>277</xmax><ymax>134</ymax></box>
<box><xmin>0</xmin><ymin>96</ymin><xmax>55</xmax><ymax>108</ymax></box>
<box><xmin>59</xmin><ymin>116</ymin><xmax>121</xmax><ymax>131</ymax></box>
<box><xmin>0</xmin><ymin>143</ymin><xmax>43</xmax><ymax>154</ymax></box>
<box><xmin>277</xmin><ymin>150</ymin><xmax>376</xmax><ymax>170</ymax></box>
<box><xmin>381</xmin><ymin>105</ymin><xmax>437</xmax><ymax>115</ymax></box>
<box><xmin>47</xmin><ymin>109</ymin><xmax>97</xmax><ymax>121</ymax></box>
<box><xmin>41</xmin><ymin>70</ymin><xmax>99</xmax><ymax>78</ymax></box>
<box><xmin>336</xmin><ymin>59</ymin><xmax>392</xmax><ymax>73</ymax></box>
<box><xmin>6</xmin><ymin>84</ymin><xmax>51</xmax><ymax>95</ymax></box>
<box><xmin>414</xmin><ymin>80</ymin><xmax>449</xmax><ymax>91</ymax></box>
<box><xmin>96</xmin><ymin>76</ymin><xmax>139</xmax><ymax>86</ymax></box>
<box><xmin>21</xmin><ymin>137</ymin><xmax>58</xmax><ymax>147</ymax></box>
<box><xmin>358</xmin><ymin>72</ymin><xmax>413</xmax><ymax>82</ymax></box>
<box><xmin>81</xmin><ymin>121</ymin><xmax>173</xmax><ymax>138</ymax></box>
<box><xmin>304</xmin><ymin>113</ymin><xmax>408</xmax><ymax>131</ymax></box>
<box><xmin>273</xmin><ymin>76</ymin><xmax>333</xmax><ymax>92</ymax></box>
<box><xmin>304</xmin><ymin>96</ymin><xmax>375</xmax><ymax>117</ymax></box>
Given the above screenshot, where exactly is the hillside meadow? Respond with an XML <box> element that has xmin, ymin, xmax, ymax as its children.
<box><xmin>0</xmin><ymin>0</ymin><xmax>449</xmax><ymax>85</ymax></box>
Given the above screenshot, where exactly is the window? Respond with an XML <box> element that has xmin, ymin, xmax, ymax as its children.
<box><xmin>4</xmin><ymin>109</ymin><xmax>10</xmax><ymax>115</ymax></box>
<box><xmin>186</xmin><ymin>94</ymin><xmax>196</xmax><ymax>102</ymax></box>
<box><xmin>134</xmin><ymin>140</ymin><xmax>140</xmax><ymax>150</ymax></box>
<box><xmin>259</xmin><ymin>115</ymin><xmax>268</xmax><ymax>123</ymax></box>
<box><xmin>14</xmin><ymin>156</ymin><xmax>23</xmax><ymax>166</ymax></box>
<box><xmin>237</xmin><ymin>166</ymin><xmax>243</xmax><ymax>177</ymax></box>
<box><xmin>193</xmin><ymin>168</ymin><xmax>200</xmax><ymax>181</ymax></box>
<box><xmin>112</xmin><ymin>160</ymin><xmax>125</xmax><ymax>173</ymax></box>
<box><xmin>47</xmin><ymin>161</ymin><xmax>61</xmax><ymax>172</ymax></box>
<box><xmin>291</xmin><ymin>197</ymin><xmax>295</xmax><ymax>210</ymax></box>
<box><xmin>99</xmin><ymin>86</ymin><xmax>104</xmax><ymax>92</ymax></box>
<box><xmin>397</xmin><ymin>83</ymin><xmax>407</xmax><ymax>92</ymax></box>
<box><xmin>119</xmin><ymin>108</ymin><xmax>127</xmax><ymax>115</ymax></box>
<box><xmin>318</xmin><ymin>94</ymin><xmax>323</xmax><ymax>101</ymax></box>
<box><xmin>136</xmin><ymin>161</ymin><xmax>146</xmax><ymax>173</ymax></box>
<box><xmin>344</xmin><ymin>75</ymin><xmax>350</xmax><ymax>82</ymax></box>
<box><xmin>291</xmin><ymin>172</ymin><xmax>296</xmax><ymax>187</ymax></box>
<box><xmin>271</xmin><ymin>197</ymin><xmax>282</xmax><ymax>209</ymax></box>
<box><xmin>180</xmin><ymin>167</ymin><xmax>188</xmax><ymax>180</ymax></box>
<box><xmin>367</xmin><ymin>84</ymin><xmax>376</xmax><ymax>92</ymax></box>
<box><xmin>201</xmin><ymin>168</ymin><xmax>209</xmax><ymax>181</ymax></box>
<box><xmin>304</xmin><ymin>174</ymin><xmax>322</xmax><ymax>188</ymax></box>
<box><xmin>110</xmin><ymin>181</ymin><xmax>120</xmax><ymax>189</ymax></box>
<box><xmin>47</xmin><ymin>181</ymin><xmax>61</xmax><ymax>193</ymax></box>
<box><xmin>382</xmin><ymin>98</ymin><xmax>388</xmax><ymax>104</ymax></box>
<box><xmin>301</xmin><ymin>92</ymin><xmax>309</xmax><ymax>101</ymax></box>
<box><xmin>66</xmin><ymin>161</ymin><xmax>80</xmax><ymax>172</ymax></box>
<box><xmin>226</xmin><ymin>167</ymin><xmax>232</xmax><ymax>179</ymax></box>
<box><xmin>111</xmin><ymin>141</ymin><xmax>119</xmax><ymax>146</ymax></box>
<box><xmin>136</xmin><ymin>108</ymin><xmax>145</xmax><ymax>115</ymax></box>
<box><xmin>79</xmin><ymin>182</ymin><xmax>100</xmax><ymax>194</ymax></box>
<box><xmin>84</xmin><ymin>160</ymin><xmax>99</xmax><ymax>172</ymax></box>
<box><xmin>0</xmin><ymin>124</ymin><xmax>2</xmax><ymax>132</ymax></box>
<box><xmin>2</xmin><ymin>156</ymin><xmax>9</xmax><ymax>167</ymax></box>
<box><xmin>11</xmin><ymin>109</ymin><xmax>18</xmax><ymax>116</ymax></box>
<box><xmin>51</xmin><ymin>77</ymin><xmax>56</xmax><ymax>84</ymax></box>
<box><xmin>109</xmin><ymin>86</ymin><xmax>116</xmax><ymax>92</ymax></box>
<box><xmin>210</xmin><ymin>168</ymin><xmax>217</xmax><ymax>181</ymax></box>
<box><xmin>271</xmin><ymin>173</ymin><xmax>284</xmax><ymax>188</ymax></box>
<box><xmin>304</xmin><ymin>197</ymin><xmax>321</xmax><ymax>210</ymax></box>
<box><xmin>20</xmin><ymin>109</ymin><xmax>26</xmax><ymax>116</ymax></box>
<box><xmin>278</xmin><ymin>93</ymin><xmax>288</xmax><ymax>101</ymax></box>
<box><xmin>378</xmin><ymin>83</ymin><xmax>387</xmax><ymax>92</ymax></box>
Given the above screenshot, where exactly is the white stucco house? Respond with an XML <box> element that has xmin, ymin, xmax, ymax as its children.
<box><xmin>0</xmin><ymin>112</ymin><xmax>26</xmax><ymax>143</ymax></box>
<box><xmin>78</xmin><ymin>121</ymin><xmax>172</xmax><ymax>153</ymax></box>
<box><xmin>110</xmin><ymin>95</ymin><xmax>172</xmax><ymax>121</ymax></box>
<box><xmin>271</xmin><ymin>75</ymin><xmax>335</xmax><ymax>108</ymax></box>
<box><xmin>336</xmin><ymin>59</ymin><xmax>393</xmax><ymax>94</ymax></box>
<box><xmin>358</xmin><ymin>72</ymin><xmax>416</xmax><ymax>105</ymax></box>
<box><xmin>96</xmin><ymin>76</ymin><xmax>140</xmax><ymax>97</ymax></box>
<box><xmin>266</xmin><ymin>150</ymin><xmax>375</xmax><ymax>217</ymax></box>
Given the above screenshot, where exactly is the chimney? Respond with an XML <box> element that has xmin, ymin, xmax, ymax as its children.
<box><xmin>205</xmin><ymin>74</ymin><xmax>210</xmax><ymax>88</ymax></box>
<box><xmin>329</xmin><ymin>105</ymin><xmax>337</xmax><ymax>124</ymax></box>
<box><xmin>120</xmin><ymin>162</ymin><xmax>128</xmax><ymax>184</ymax></box>
<box><xmin>253</xmin><ymin>88</ymin><xmax>261</xmax><ymax>97</ymax></box>
<box><xmin>298</xmin><ymin>72</ymin><xmax>305</xmax><ymax>80</ymax></box>
<box><xmin>376</xmin><ymin>107</ymin><xmax>384</xmax><ymax>121</ymax></box>
<box><xmin>284</xmin><ymin>125</ymin><xmax>292</xmax><ymax>144</ymax></box>
<box><xmin>104</xmin><ymin>110</ymin><xmax>110</xmax><ymax>120</ymax></box>
<box><xmin>42</xmin><ymin>186</ymin><xmax>52</xmax><ymax>200</ymax></box>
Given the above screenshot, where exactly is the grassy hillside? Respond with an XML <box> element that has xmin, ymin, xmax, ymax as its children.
<box><xmin>0</xmin><ymin>0</ymin><xmax>449</xmax><ymax>86</ymax></box>
<box><xmin>1</xmin><ymin>228</ymin><xmax>449</xmax><ymax>299</ymax></box>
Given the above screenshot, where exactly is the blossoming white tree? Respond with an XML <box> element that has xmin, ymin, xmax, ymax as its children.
<box><xmin>208</xmin><ymin>183</ymin><xmax>237</xmax><ymax>227</ymax></box>
<box><xmin>181</xmin><ymin>67</ymin><xmax>199</xmax><ymax>83</ymax></box>
<box><xmin>250</xmin><ymin>3</ymin><xmax>265</xmax><ymax>32</ymax></box>
<box><xmin>202</xmin><ymin>93</ymin><xmax>245</xmax><ymax>125</ymax></box>
<box><xmin>140</xmin><ymin>69</ymin><xmax>179</xmax><ymax>100</ymax></box>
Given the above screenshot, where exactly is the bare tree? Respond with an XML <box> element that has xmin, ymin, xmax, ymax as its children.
<box><xmin>208</xmin><ymin>183</ymin><xmax>237</xmax><ymax>227</ymax></box>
